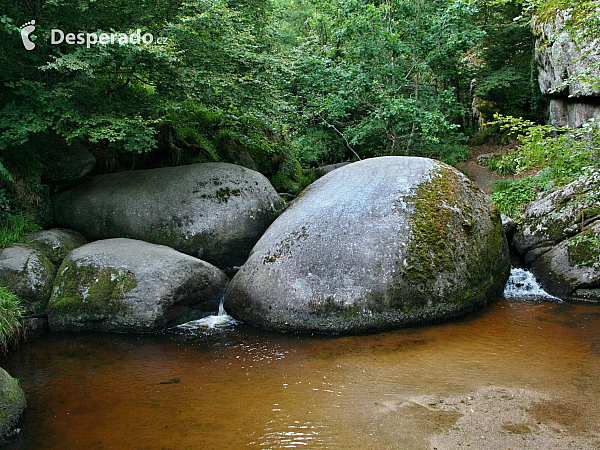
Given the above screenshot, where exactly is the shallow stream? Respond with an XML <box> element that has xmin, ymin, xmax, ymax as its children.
<box><xmin>1</xmin><ymin>271</ymin><xmax>600</xmax><ymax>449</ymax></box>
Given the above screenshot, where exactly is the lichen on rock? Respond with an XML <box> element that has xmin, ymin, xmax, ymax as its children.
<box><xmin>224</xmin><ymin>156</ymin><xmax>510</xmax><ymax>333</ymax></box>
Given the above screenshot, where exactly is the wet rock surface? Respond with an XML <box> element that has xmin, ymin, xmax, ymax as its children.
<box><xmin>47</xmin><ymin>238</ymin><xmax>229</xmax><ymax>332</ymax></box>
<box><xmin>52</xmin><ymin>163</ymin><xmax>284</xmax><ymax>269</ymax></box>
<box><xmin>514</xmin><ymin>170</ymin><xmax>600</xmax><ymax>302</ymax></box>
<box><xmin>225</xmin><ymin>156</ymin><xmax>510</xmax><ymax>333</ymax></box>
<box><xmin>0</xmin><ymin>367</ymin><xmax>26</xmax><ymax>440</ymax></box>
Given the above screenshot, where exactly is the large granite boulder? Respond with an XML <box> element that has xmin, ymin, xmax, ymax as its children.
<box><xmin>533</xmin><ymin>12</ymin><xmax>600</xmax><ymax>128</ymax></box>
<box><xmin>224</xmin><ymin>157</ymin><xmax>510</xmax><ymax>333</ymax></box>
<box><xmin>47</xmin><ymin>238</ymin><xmax>229</xmax><ymax>332</ymax></box>
<box><xmin>52</xmin><ymin>163</ymin><xmax>284</xmax><ymax>269</ymax></box>
<box><xmin>0</xmin><ymin>367</ymin><xmax>26</xmax><ymax>440</ymax></box>
<box><xmin>514</xmin><ymin>170</ymin><xmax>600</xmax><ymax>302</ymax></box>
<box><xmin>0</xmin><ymin>245</ymin><xmax>56</xmax><ymax>313</ymax></box>
<box><xmin>22</xmin><ymin>228</ymin><xmax>87</xmax><ymax>266</ymax></box>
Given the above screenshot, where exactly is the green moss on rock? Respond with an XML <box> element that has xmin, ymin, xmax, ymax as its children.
<box><xmin>567</xmin><ymin>230</ymin><xmax>600</xmax><ymax>267</ymax></box>
<box><xmin>397</xmin><ymin>167</ymin><xmax>509</xmax><ymax>310</ymax></box>
<box><xmin>0</xmin><ymin>367</ymin><xmax>26</xmax><ymax>439</ymax></box>
<box><xmin>49</xmin><ymin>261</ymin><xmax>136</xmax><ymax>318</ymax></box>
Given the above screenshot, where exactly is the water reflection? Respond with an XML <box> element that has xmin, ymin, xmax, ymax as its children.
<box><xmin>1</xmin><ymin>298</ymin><xmax>600</xmax><ymax>449</ymax></box>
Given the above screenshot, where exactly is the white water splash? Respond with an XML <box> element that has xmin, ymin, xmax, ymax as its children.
<box><xmin>504</xmin><ymin>268</ymin><xmax>561</xmax><ymax>302</ymax></box>
<box><xmin>176</xmin><ymin>300</ymin><xmax>237</xmax><ymax>330</ymax></box>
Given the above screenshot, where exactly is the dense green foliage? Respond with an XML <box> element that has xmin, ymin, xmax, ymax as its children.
<box><xmin>489</xmin><ymin>114</ymin><xmax>600</xmax><ymax>217</ymax></box>
<box><xmin>0</xmin><ymin>213</ymin><xmax>41</xmax><ymax>249</ymax></box>
<box><xmin>0</xmin><ymin>285</ymin><xmax>25</xmax><ymax>354</ymax></box>
<box><xmin>0</xmin><ymin>0</ymin><xmax>596</xmax><ymax>206</ymax></box>
<box><xmin>473</xmin><ymin>1</ymin><xmax>544</xmax><ymax>121</ymax></box>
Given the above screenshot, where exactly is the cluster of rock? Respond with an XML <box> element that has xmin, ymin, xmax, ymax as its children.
<box><xmin>533</xmin><ymin>12</ymin><xmax>600</xmax><ymax>128</ymax></box>
<box><xmin>1</xmin><ymin>158</ymin><xmax>513</xmax><ymax>336</ymax></box>
<box><xmin>513</xmin><ymin>170</ymin><xmax>600</xmax><ymax>302</ymax></box>
<box><xmin>0</xmin><ymin>157</ymin><xmax>513</xmax><ymax>439</ymax></box>
<box><xmin>0</xmin><ymin>163</ymin><xmax>284</xmax><ymax>334</ymax></box>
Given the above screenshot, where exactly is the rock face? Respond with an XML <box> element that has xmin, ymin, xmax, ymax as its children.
<box><xmin>0</xmin><ymin>245</ymin><xmax>56</xmax><ymax>313</ymax></box>
<box><xmin>52</xmin><ymin>163</ymin><xmax>284</xmax><ymax>269</ymax></box>
<box><xmin>533</xmin><ymin>12</ymin><xmax>600</xmax><ymax>128</ymax></box>
<box><xmin>0</xmin><ymin>368</ymin><xmax>26</xmax><ymax>440</ymax></box>
<box><xmin>224</xmin><ymin>157</ymin><xmax>510</xmax><ymax>333</ymax></box>
<box><xmin>47</xmin><ymin>238</ymin><xmax>229</xmax><ymax>332</ymax></box>
<box><xmin>514</xmin><ymin>170</ymin><xmax>600</xmax><ymax>302</ymax></box>
<box><xmin>22</xmin><ymin>228</ymin><xmax>87</xmax><ymax>265</ymax></box>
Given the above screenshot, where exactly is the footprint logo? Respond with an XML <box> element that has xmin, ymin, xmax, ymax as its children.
<box><xmin>20</xmin><ymin>20</ymin><xmax>36</xmax><ymax>51</ymax></box>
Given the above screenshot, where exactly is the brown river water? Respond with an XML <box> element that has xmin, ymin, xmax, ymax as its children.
<box><xmin>2</xmin><ymin>297</ymin><xmax>600</xmax><ymax>449</ymax></box>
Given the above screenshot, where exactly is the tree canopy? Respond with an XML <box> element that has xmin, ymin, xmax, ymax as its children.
<box><xmin>0</xmin><ymin>0</ymin><xmax>597</xmax><ymax>213</ymax></box>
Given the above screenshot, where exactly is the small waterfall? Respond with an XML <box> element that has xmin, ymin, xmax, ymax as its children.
<box><xmin>176</xmin><ymin>298</ymin><xmax>236</xmax><ymax>330</ymax></box>
<box><xmin>504</xmin><ymin>268</ymin><xmax>561</xmax><ymax>302</ymax></box>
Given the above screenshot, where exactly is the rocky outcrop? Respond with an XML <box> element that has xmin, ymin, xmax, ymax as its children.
<box><xmin>22</xmin><ymin>228</ymin><xmax>87</xmax><ymax>266</ymax></box>
<box><xmin>513</xmin><ymin>170</ymin><xmax>600</xmax><ymax>302</ymax></box>
<box><xmin>52</xmin><ymin>163</ymin><xmax>284</xmax><ymax>269</ymax></box>
<box><xmin>0</xmin><ymin>245</ymin><xmax>56</xmax><ymax>313</ymax></box>
<box><xmin>0</xmin><ymin>367</ymin><xmax>26</xmax><ymax>440</ymax></box>
<box><xmin>224</xmin><ymin>157</ymin><xmax>510</xmax><ymax>333</ymax></box>
<box><xmin>533</xmin><ymin>11</ymin><xmax>600</xmax><ymax>128</ymax></box>
<box><xmin>47</xmin><ymin>238</ymin><xmax>229</xmax><ymax>332</ymax></box>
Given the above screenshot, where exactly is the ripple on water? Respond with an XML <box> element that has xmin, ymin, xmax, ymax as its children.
<box><xmin>2</xmin><ymin>300</ymin><xmax>600</xmax><ymax>449</ymax></box>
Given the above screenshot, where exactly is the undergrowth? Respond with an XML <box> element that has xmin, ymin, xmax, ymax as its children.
<box><xmin>0</xmin><ymin>212</ymin><xmax>41</xmax><ymax>249</ymax></box>
<box><xmin>491</xmin><ymin>174</ymin><xmax>553</xmax><ymax>218</ymax></box>
<box><xmin>0</xmin><ymin>285</ymin><xmax>25</xmax><ymax>355</ymax></box>
<box><xmin>489</xmin><ymin>114</ymin><xmax>600</xmax><ymax>218</ymax></box>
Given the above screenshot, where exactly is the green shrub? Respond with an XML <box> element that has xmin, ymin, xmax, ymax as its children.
<box><xmin>0</xmin><ymin>285</ymin><xmax>25</xmax><ymax>354</ymax></box>
<box><xmin>491</xmin><ymin>114</ymin><xmax>600</xmax><ymax>185</ymax></box>
<box><xmin>486</xmin><ymin>156</ymin><xmax>517</xmax><ymax>176</ymax></box>
<box><xmin>491</xmin><ymin>175</ymin><xmax>553</xmax><ymax>219</ymax></box>
<box><xmin>0</xmin><ymin>212</ymin><xmax>42</xmax><ymax>249</ymax></box>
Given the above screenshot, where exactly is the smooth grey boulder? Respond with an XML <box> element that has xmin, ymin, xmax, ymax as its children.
<box><xmin>314</xmin><ymin>162</ymin><xmax>353</xmax><ymax>178</ymax></box>
<box><xmin>52</xmin><ymin>163</ymin><xmax>284</xmax><ymax>269</ymax></box>
<box><xmin>0</xmin><ymin>245</ymin><xmax>56</xmax><ymax>313</ymax></box>
<box><xmin>47</xmin><ymin>238</ymin><xmax>229</xmax><ymax>332</ymax></box>
<box><xmin>224</xmin><ymin>156</ymin><xmax>510</xmax><ymax>333</ymax></box>
<box><xmin>22</xmin><ymin>228</ymin><xmax>87</xmax><ymax>265</ymax></box>
<box><xmin>513</xmin><ymin>170</ymin><xmax>600</xmax><ymax>256</ymax></box>
<box><xmin>530</xmin><ymin>220</ymin><xmax>600</xmax><ymax>302</ymax></box>
<box><xmin>0</xmin><ymin>368</ymin><xmax>26</xmax><ymax>440</ymax></box>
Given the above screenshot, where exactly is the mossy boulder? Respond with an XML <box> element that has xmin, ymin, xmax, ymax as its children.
<box><xmin>51</xmin><ymin>163</ymin><xmax>284</xmax><ymax>269</ymax></box>
<box><xmin>47</xmin><ymin>238</ymin><xmax>229</xmax><ymax>332</ymax></box>
<box><xmin>224</xmin><ymin>156</ymin><xmax>510</xmax><ymax>333</ymax></box>
<box><xmin>513</xmin><ymin>170</ymin><xmax>600</xmax><ymax>302</ymax></box>
<box><xmin>529</xmin><ymin>220</ymin><xmax>600</xmax><ymax>302</ymax></box>
<box><xmin>514</xmin><ymin>171</ymin><xmax>600</xmax><ymax>257</ymax></box>
<box><xmin>21</xmin><ymin>228</ymin><xmax>87</xmax><ymax>266</ymax></box>
<box><xmin>0</xmin><ymin>367</ymin><xmax>26</xmax><ymax>440</ymax></box>
<box><xmin>0</xmin><ymin>245</ymin><xmax>56</xmax><ymax>314</ymax></box>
